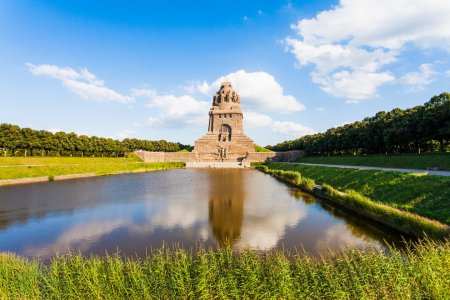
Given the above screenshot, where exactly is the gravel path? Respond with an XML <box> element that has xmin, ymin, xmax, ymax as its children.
<box><xmin>294</xmin><ymin>163</ymin><xmax>450</xmax><ymax>177</ymax></box>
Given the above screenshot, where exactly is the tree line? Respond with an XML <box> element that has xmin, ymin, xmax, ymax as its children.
<box><xmin>266</xmin><ymin>92</ymin><xmax>450</xmax><ymax>155</ymax></box>
<box><xmin>0</xmin><ymin>124</ymin><xmax>184</xmax><ymax>157</ymax></box>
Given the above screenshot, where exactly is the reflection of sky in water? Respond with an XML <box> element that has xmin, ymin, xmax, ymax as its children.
<box><xmin>0</xmin><ymin>169</ymin><xmax>407</xmax><ymax>261</ymax></box>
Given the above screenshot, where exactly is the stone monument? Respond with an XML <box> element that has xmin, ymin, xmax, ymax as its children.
<box><xmin>192</xmin><ymin>82</ymin><xmax>255</xmax><ymax>162</ymax></box>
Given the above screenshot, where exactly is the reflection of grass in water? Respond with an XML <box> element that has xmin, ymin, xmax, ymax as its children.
<box><xmin>1</xmin><ymin>239</ymin><xmax>449</xmax><ymax>299</ymax></box>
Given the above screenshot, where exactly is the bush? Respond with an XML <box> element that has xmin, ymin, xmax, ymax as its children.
<box><xmin>321</xmin><ymin>184</ymin><xmax>450</xmax><ymax>239</ymax></box>
<box><xmin>300</xmin><ymin>177</ymin><xmax>315</xmax><ymax>191</ymax></box>
<box><xmin>48</xmin><ymin>175</ymin><xmax>54</xmax><ymax>181</ymax></box>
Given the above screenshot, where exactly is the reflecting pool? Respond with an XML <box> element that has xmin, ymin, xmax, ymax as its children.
<box><xmin>0</xmin><ymin>169</ymin><xmax>409</xmax><ymax>261</ymax></box>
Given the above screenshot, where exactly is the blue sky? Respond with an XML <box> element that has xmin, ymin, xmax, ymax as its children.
<box><xmin>1</xmin><ymin>0</ymin><xmax>450</xmax><ymax>146</ymax></box>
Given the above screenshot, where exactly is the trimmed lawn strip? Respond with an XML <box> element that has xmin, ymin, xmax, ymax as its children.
<box><xmin>0</xmin><ymin>156</ymin><xmax>143</xmax><ymax>166</ymax></box>
<box><xmin>260</xmin><ymin>163</ymin><xmax>450</xmax><ymax>225</ymax></box>
<box><xmin>0</xmin><ymin>162</ymin><xmax>184</xmax><ymax>180</ymax></box>
<box><xmin>296</xmin><ymin>153</ymin><xmax>450</xmax><ymax>171</ymax></box>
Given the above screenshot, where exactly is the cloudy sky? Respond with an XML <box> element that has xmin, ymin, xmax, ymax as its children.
<box><xmin>1</xmin><ymin>0</ymin><xmax>450</xmax><ymax>146</ymax></box>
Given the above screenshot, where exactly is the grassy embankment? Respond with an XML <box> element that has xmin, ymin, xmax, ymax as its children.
<box><xmin>1</xmin><ymin>239</ymin><xmax>450</xmax><ymax>299</ymax></box>
<box><xmin>296</xmin><ymin>153</ymin><xmax>450</xmax><ymax>171</ymax></box>
<box><xmin>255</xmin><ymin>163</ymin><xmax>450</xmax><ymax>239</ymax></box>
<box><xmin>178</xmin><ymin>146</ymin><xmax>194</xmax><ymax>152</ymax></box>
<box><xmin>0</xmin><ymin>155</ymin><xmax>184</xmax><ymax>180</ymax></box>
<box><xmin>254</xmin><ymin>145</ymin><xmax>272</xmax><ymax>152</ymax></box>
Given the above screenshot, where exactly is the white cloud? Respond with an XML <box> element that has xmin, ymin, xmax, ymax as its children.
<box><xmin>145</xmin><ymin>117</ymin><xmax>163</xmax><ymax>127</ymax></box>
<box><xmin>146</xmin><ymin>94</ymin><xmax>210</xmax><ymax>128</ymax></box>
<box><xmin>317</xmin><ymin>107</ymin><xmax>326</xmax><ymax>111</ymax></box>
<box><xmin>130</xmin><ymin>88</ymin><xmax>157</xmax><ymax>98</ymax></box>
<box><xmin>286</xmin><ymin>0</ymin><xmax>450</xmax><ymax>100</ymax></box>
<box><xmin>311</xmin><ymin>71</ymin><xmax>395</xmax><ymax>99</ymax></box>
<box><xmin>26</xmin><ymin>63</ymin><xmax>135</xmax><ymax>103</ymax></box>
<box><xmin>181</xmin><ymin>80</ymin><xmax>202</xmax><ymax>94</ymax></box>
<box><xmin>346</xmin><ymin>100</ymin><xmax>359</xmax><ymax>104</ymax></box>
<box><xmin>244</xmin><ymin>16</ymin><xmax>248</xmax><ymax>21</ymax></box>
<box><xmin>243</xmin><ymin>111</ymin><xmax>273</xmax><ymax>128</ymax></box>
<box><xmin>48</xmin><ymin>128</ymin><xmax>62</xmax><ymax>133</ymax></box>
<box><xmin>117</xmin><ymin>130</ymin><xmax>136</xmax><ymax>139</ymax></box>
<box><xmin>445</xmin><ymin>70</ymin><xmax>450</xmax><ymax>77</ymax></box>
<box><xmin>335</xmin><ymin>121</ymin><xmax>352</xmax><ymax>127</ymax></box>
<box><xmin>132</xmin><ymin>123</ymin><xmax>141</xmax><ymax>127</ymax></box>
<box><xmin>272</xmin><ymin>121</ymin><xmax>316</xmax><ymax>136</ymax></box>
<box><xmin>143</xmin><ymin>90</ymin><xmax>313</xmax><ymax>137</ymax></box>
<box><xmin>397</xmin><ymin>64</ymin><xmax>438</xmax><ymax>92</ymax></box>
<box><xmin>196</xmin><ymin>70</ymin><xmax>305</xmax><ymax>113</ymax></box>
<box><xmin>258</xmin><ymin>10</ymin><xmax>263</xmax><ymax>14</ymax></box>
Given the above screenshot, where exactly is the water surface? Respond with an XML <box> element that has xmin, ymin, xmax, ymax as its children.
<box><xmin>0</xmin><ymin>169</ymin><xmax>409</xmax><ymax>260</ymax></box>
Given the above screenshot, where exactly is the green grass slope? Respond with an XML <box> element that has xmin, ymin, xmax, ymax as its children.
<box><xmin>255</xmin><ymin>145</ymin><xmax>272</xmax><ymax>152</ymax></box>
<box><xmin>0</xmin><ymin>155</ymin><xmax>142</xmax><ymax>166</ymax></box>
<box><xmin>296</xmin><ymin>153</ymin><xmax>450</xmax><ymax>171</ymax></box>
<box><xmin>263</xmin><ymin>162</ymin><xmax>450</xmax><ymax>225</ymax></box>
<box><xmin>0</xmin><ymin>162</ymin><xmax>184</xmax><ymax>181</ymax></box>
<box><xmin>178</xmin><ymin>146</ymin><xmax>194</xmax><ymax>152</ymax></box>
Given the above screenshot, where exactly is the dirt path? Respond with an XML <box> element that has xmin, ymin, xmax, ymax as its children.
<box><xmin>294</xmin><ymin>163</ymin><xmax>450</xmax><ymax>176</ymax></box>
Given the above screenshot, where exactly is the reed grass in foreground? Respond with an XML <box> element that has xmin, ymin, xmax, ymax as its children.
<box><xmin>1</xmin><ymin>239</ymin><xmax>449</xmax><ymax>299</ymax></box>
<box><xmin>257</xmin><ymin>165</ymin><xmax>450</xmax><ymax>240</ymax></box>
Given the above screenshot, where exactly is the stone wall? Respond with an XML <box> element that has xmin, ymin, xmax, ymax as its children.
<box><xmin>135</xmin><ymin>150</ymin><xmax>304</xmax><ymax>163</ymax></box>
<box><xmin>283</xmin><ymin>150</ymin><xmax>305</xmax><ymax>162</ymax></box>
<box><xmin>164</xmin><ymin>152</ymin><xmax>198</xmax><ymax>162</ymax></box>
<box><xmin>134</xmin><ymin>151</ymin><xmax>198</xmax><ymax>162</ymax></box>
<box><xmin>244</xmin><ymin>150</ymin><xmax>304</xmax><ymax>162</ymax></box>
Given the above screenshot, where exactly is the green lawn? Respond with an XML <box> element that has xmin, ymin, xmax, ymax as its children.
<box><xmin>296</xmin><ymin>153</ymin><xmax>450</xmax><ymax>171</ymax></box>
<box><xmin>263</xmin><ymin>163</ymin><xmax>450</xmax><ymax>225</ymax></box>
<box><xmin>0</xmin><ymin>155</ymin><xmax>143</xmax><ymax>166</ymax></box>
<box><xmin>255</xmin><ymin>145</ymin><xmax>272</xmax><ymax>152</ymax></box>
<box><xmin>178</xmin><ymin>146</ymin><xmax>194</xmax><ymax>152</ymax></box>
<box><xmin>0</xmin><ymin>157</ymin><xmax>184</xmax><ymax>180</ymax></box>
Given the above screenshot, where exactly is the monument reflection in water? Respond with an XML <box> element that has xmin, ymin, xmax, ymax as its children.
<box><xmin>0</xmin><ymin>169</ymin><xmax>409</xmax><ymax>261</ymax></box>
<box><xmin>208</xmin><ymin>169</ymin><xmax>245</xmax><ymax>247</ymax></box>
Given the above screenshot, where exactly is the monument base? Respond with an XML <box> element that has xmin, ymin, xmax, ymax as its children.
<box><xmin>186</xmin><ymin>161</ymin><xmax>251</xmax><ymax>168</ymax></box>
<box><xmin>193</xmin><ymin>132</ymin><xmax>254</xmax><ymax>162</ymax></box>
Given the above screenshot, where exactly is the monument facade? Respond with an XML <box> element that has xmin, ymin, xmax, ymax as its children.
<box><xmin>192</xmin><ymin>82</ymin><xmax>255</xmax><ymax>162</ymax></box>
<box><xmin>134</xmin><ymin>81</ymin><xmax>305</xmax><ymax>165</ymax></box>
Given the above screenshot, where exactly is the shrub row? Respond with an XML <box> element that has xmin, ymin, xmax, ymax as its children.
<box><xmin>257</xmin><ymin>166</ymin><xmax>450</xmax><ymax>240</ymax></box>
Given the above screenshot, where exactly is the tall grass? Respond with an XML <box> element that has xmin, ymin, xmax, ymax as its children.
<box><xmin>1</xmin><ymin>239</ymin><xmax>449</xmax><ymax>299</ymax></box>
<box><xmin>257</xmin><ymin>166</ymin><xmax>450</xmax><ymax>240</ymax></box>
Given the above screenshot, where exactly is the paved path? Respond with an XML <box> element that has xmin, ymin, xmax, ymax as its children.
<box><xmin>294</xmin><ymin>163</ymin><xmax>450</xmax><ymax>177</ymax></box>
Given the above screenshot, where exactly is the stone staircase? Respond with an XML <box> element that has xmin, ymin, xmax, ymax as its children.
<box><xmin>186</xmin><ymin>161</ymin><xmax>251</xmax><ymax>168</ymax></box>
